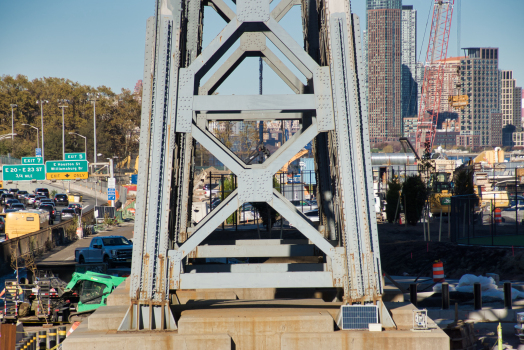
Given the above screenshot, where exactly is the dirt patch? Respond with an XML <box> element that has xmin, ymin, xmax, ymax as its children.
<box><xmin>378</xmin><ymin>221</ymin><xmax>524</xmax><ymax>281</ymax></box>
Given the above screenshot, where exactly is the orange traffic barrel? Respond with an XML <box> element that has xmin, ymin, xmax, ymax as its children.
<box><xmin>494</xmin><ymin>208</ymin><xmax>502</xmax><ymax>224</ymax></box>
<box><xmin>433</xmin><ymin>261</ymin><xmax>445</xmax><ymax>283</ymax></box>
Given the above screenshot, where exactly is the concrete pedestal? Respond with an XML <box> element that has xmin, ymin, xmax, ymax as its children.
<box><xmin>62</xmin><ymin>297</ymin><xmax>449</xmax><ymax>350</ymax></box>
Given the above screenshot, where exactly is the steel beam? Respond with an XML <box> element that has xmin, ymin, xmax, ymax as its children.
<box><xmin>186</xmin><ymin>263</ymin><xmax>326</xmax><ymax>273</ymax></box>
<box><xmin>180</xmin><ymin>271</ymin><xmax>334</xmax><ymax>289</ymax></box>
<box><xmin>195</xmin><ymin>244</ymin><xmax>318</xmax><ymax>258</ymax></box>
<box><xmin>193</xmin><ymin>94</ymin><xmax>316</xmax><ymax>112</ymax></box>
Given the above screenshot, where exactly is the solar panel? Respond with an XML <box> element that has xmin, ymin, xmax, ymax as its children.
<box><xmin>339</xmin><ymin>305</ymin><xmax>378</xmax><ymax>330</ymax></box>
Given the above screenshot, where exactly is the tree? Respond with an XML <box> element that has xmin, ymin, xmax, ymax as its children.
<box><xmin>0</xmin><ymin>75</ymin><xmax>141</xmax><ymax>162</ymax></box>
<box><xmin>453</xmin><ymin>167</ymin><xmax>475</xmax><ymax>196</ymax></box>
<box><xmin>383</xmin><ymin>145</ymin><xmax>394</xmax><ymax>153</ymax></box>
<box><xmin>402</xmin><ymin>175</ymin><xmax>428</xmax><ymax>225</ymax></box>
<box><xmin>386</xmin><ymin>178</ymin><xmax>402</xmax><ymax>223</ymax></box>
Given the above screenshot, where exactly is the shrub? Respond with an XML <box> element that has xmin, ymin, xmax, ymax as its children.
<box><xmin>386</xmin><ymin>178</ymin><xmax>402</xmax><ymax>223</ymax></box>
<box><xmin>402</xmin><ymin>175</ymin><xmax>428</xmax><ymax>225</ymax></box>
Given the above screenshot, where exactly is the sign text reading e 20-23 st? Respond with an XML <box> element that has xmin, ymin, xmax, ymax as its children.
<box><xmin>2</xmin><ymin>164</ymin><xmax>46</xmax><ymax>181</ymax></box>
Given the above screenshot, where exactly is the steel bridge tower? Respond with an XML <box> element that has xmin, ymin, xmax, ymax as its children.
<box><xmin>120</xmin><ymin>0</ymin><xmax>385</xmax><ymax>330</ymax></box>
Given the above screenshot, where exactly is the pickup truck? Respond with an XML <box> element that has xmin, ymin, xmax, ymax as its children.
<box><xmin>75</xmin><ymin>236</ymin><xmax>133</xmax><ymax>266</ymax></box>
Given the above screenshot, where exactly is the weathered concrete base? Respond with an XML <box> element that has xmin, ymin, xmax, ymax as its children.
<box><xmin>63</xmin><ymin>299</ymin><xmax>449</xmax><ymax>350</ymax></box>
<box><xmin>63</xmin><ymin>322</ymin><xmax>231</xmax><ymax>350</ymax></box>
<box><xmin>281</xmin><ymin>329</ymin><xmax>450</xmax><ymax>350</ymax></box>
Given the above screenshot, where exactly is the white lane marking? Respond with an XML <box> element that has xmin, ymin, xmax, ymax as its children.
<box><xmin>67</xmin><ymin>255</ymin><xmax>75</xmax><ymax>260</ymax></box>
<box><xmin>82</xmin><ymin>205</ymin><xmax>90</xmax><ymax>210</ymax></box>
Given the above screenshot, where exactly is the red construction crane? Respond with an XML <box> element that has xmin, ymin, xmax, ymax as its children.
<box><xmin>415</xmin><ymin>0</ymin><xmax>455</xmax><ymax>158</ymax></box>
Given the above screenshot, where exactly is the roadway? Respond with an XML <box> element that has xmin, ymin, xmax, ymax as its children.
<box><xmin>2</xmin><ymin>180</ymin><xmax>134</xmax><ymax>265</ymax></box>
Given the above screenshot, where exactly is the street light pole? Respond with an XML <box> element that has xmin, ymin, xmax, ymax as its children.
<box><xmin>22</xmin><ymin>124</ymin><xmax>39</xmax><ymax>151</ymax></box>
<box><xmin>10</xmin><ymin>104</ymin><xmax>17</xmax><ymax>144</ymax></box>
<box><xmin>36</xmin><ymin>100</ymin><xmax>48</xmax><ymax>161</ymax></box>
<box><xmin>87</xmin><ymin>93</ymin><xmax>100</xmax><ymax>164</ymax></box>
<box><xmin>58</xmin><ymin>100</ymin><xmax>69</xmax><ymax>159</ymax></box>
<box><xmin>69</xmin><ymin>132</ymin><xmax>87</xmax><ymax>154</ymax></box>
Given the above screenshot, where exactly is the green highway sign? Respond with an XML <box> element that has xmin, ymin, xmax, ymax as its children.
<box><xmin>2</xmin><ymin>164</ymin><xmax>46</xmax><ymax>181</ymax></box>
<box><xmin>46</xmin><ymin>160</ymin><xmax>88</xmax><ymax>173</ymax></box>
<box><xmin>22</xmin><ymin>157</ymin><xmax>43</xmax><ymax>165</ymax></box>
<box><xmin>64</xmin><ymin>153</ymin><xmax>87</xmax><ymax>161</ymax></box>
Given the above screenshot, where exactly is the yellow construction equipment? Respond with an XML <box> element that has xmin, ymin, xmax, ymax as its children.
<box><xmin>280</xmin><ymin>149</ymin><xmax>308</xmax><ymax>173</ymax></box>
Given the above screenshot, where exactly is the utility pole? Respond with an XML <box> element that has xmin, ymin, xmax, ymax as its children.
<box><xmin>36</xmin><ymin>100</ymin><xmax>48</xmax><ymax>161</ymax></box>
<box><xmin>10</xmin><ymin>104</ymin><xmax>17</xmax><ymax>144</ymax></box>
<box><xmin>87</xmin><ymin>93</ymin><xmax>100</xmax><ymax>163</ymax></box>
<box><xmin>58</xmin><ymin>100</ymin><xmax>69</xmax><ymax>159</ymax></box>
<box><xmin>259</xmin><ymin>57</ymin><xmax>264</xmax><ymax>143</ymax></box>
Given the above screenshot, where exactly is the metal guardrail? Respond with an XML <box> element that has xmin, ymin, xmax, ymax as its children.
<box><xmin>0</xmin><ymin>208</ymin><xmax>94</xmax><ymax>270</ymax></box>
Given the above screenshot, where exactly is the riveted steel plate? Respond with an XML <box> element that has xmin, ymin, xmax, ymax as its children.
<box><xmin>314</xmin><ymin>66</ymin><xmax>335</xmax><ymax>132</ymax></box>
<box><xmin>237</xmin><ymin>169</ymin><xmax>273</xmax><ymax>203</ymax></box>
<box><xmin>240</xmin><ymin>32</ymin><xmax>266</xmax><ymax>51</ymax></box>
<box><xmin>237</xmin><ymin>0</ymin><xmax>270</xmax><ymax>23</ymax></box>
<box><xmin>176</xmin><ymin>68</ymin><xmax>194</xmax><ymax>132</ymax></box>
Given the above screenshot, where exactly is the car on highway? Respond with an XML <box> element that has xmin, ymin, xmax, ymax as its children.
<box><xmin>38</xmin><ymin>204</ymin><xmax>56</xmax><ymax>223</ymax></box>
<box><xmin>0</xmin><ymin>193</ymin><xmax>15</xmax><ymax>205</ymax></box>
<box><xmin>0</xmin><ymin>217</ymin><xmax>5</xmax><ymax>233</ymax></box>
<box><xmin>3</xmin><ymin>208</ymin><xmax>22</xmax><ymax>214</ymax></box>
<box><xmin>60</xmin><ymin>208</ymin><xmax>76</xmax><ymax>220</ymax></box>
<box><xmin>35</xmin><ymin>188</ymin><xmax>50</xmax><ymax>198</ymax></box>
<box><xmin>68</xmin><ymin>203</ymin><xmax>82</xmax><ymax>215</ymax></box>
<box><xmin>75</xmin><ymin>236</ymin><xmax>133</xmax><ymax>266</ymax></box>
<box><xmin>54</xmin><ymin>194</ymin><xmax>69</xmax><ymax>206</ymax></box>
<box><xmin>10</xmin><ymin>203</ymin><xmax>26</xmax><ymax>211</ymax></box>
<box><xmin>33</xmin><ymin>195</ymin><xmax>47</xmax><ymax>208</ymax></box>
<box><xmin>8</xmin><ymin>188</ymin><xmax>19</xmax><ymax>196</ymax></box>
<box><xmin>40</xmin><ymin>198</ymin><xmax>55</xmax><ymax>206</ymax></box>
<box><xmin>25</xmin><ymin>194</ymin><xmax>36</xmax><ymax>205</ymax></box>
<box><xmin>5</xmin><ymin>199</ymin><xmax>21</xmax><ymax>209</ymax></box>
<box><xmin>16</xmin><ymin>190</ymin><xmax>29</xmax><ymax>201</ymax></box>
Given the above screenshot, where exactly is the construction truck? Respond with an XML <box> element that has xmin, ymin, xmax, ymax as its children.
<box><xmin>1</xmin><ymin>271</ymin><xmax>126</xmax><ymax>323</ymax></box>
<box><xmin>428</xmin><ymin>172</ymin><xmax>453</xmax><ymax>216</ymax></box>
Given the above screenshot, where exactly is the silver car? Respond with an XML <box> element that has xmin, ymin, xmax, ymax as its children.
<box><xmin>26</xmin><ymin>194</ymin><xmax>36</xmax><ymax>205</ymax></box>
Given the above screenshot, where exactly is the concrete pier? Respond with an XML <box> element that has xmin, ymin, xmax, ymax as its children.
<box><xmin>62</xmin><ymin>282</ymin><xmax>450</xmax><ymax>350</ymax></box>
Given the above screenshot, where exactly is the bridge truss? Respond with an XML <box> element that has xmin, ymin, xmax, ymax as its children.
<box><xmin>120</xmin><ymin>0</ymin><xmax>384</xmax><ymax>331</ymax></box>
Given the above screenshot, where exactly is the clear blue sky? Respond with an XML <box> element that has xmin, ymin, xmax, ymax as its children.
<box><xmin>1</xmin><ymin>0</ymin><xmax>522</xmax><ymax>95</ymax></box>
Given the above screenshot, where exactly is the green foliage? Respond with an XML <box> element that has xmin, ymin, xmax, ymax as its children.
<box><xmin>402</xmin><ymin>175</ymin><xmax>428</xmax><ymax>225</ymax></box>
<box><xmin>50</xmin><ymin>190</ymin><xmax>57</xmax><ymax>198</ymax></box>
<box><xmin>0</xmin><ymin>75</ymin><xmax>141</xmax><ymax>162</ymax></box>
<box><xmin>453</xmin><ymin>168</ymin><xmax>475</xmax><ymax>196</ymax></box>
<box><xmin>220</xmin><ymin>175</ymin><xmax>237</xmax><ymax>224</ymax></box>
<box><xmin>386</xmin><ymin>178</ymin><xmax>402</xmax><ymax>223</ymax></box>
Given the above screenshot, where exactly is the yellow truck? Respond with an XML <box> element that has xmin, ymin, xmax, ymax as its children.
<box><xmin>478</xmin><ymin>191</ymin><xmax>510</xmax><ymax>209</ymax></box>
<box><xmin>5</xmin><ymin>211</ymin><xmax>49</xmax><ymax>239</ymax></box>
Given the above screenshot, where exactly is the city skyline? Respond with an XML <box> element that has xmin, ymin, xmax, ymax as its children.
<box><xmin>0</xmin><ymin>0</ymin><xmax>522</xmax><ymax>95</ymax></box>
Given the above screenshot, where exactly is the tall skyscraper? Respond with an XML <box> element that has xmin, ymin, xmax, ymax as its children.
<box><xmin>367</xmin><ymin>0</ymin><xmax>402</xmax><ymax>143</ymax></box>
<box><xmin>457</xmin><ymin>48</ymin><xmax>501</xmax><ymax>147</ymax></box>
<box><xmin>500</xmin><ymin>71</ymin><xmax>522</xmax><ymax>129</ymax></box>
<box><xmin>401</xmin><ymin>5</ymin><xmax>417</xmax><ymax>121</ymax></box>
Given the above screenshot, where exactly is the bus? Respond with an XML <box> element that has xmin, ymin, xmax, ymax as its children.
<box><xmin>5</xmin><ymin>210</ymin><xmax>49</xmax><ymax>239</ymax></box>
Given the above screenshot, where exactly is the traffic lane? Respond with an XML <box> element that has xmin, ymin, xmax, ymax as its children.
<box><xmin>36</xmin><ymin>222</ymin><xmax>134</xmax><ymax>265</ymax></box>
<box><xmin>2</xmin><ymin>181</ymin><xmax>97</xmax><ymax>220</ymax></box>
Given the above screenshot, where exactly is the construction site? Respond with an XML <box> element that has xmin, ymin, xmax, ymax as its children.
<box><xmin>3</xmin><ymin>0</ymin><xmax>524</xmax><ymax>349</ymax></box>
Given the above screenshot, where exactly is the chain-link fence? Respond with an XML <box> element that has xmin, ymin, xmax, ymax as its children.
<box><xmin>0</xmin><ymin>155</ymin><xmax>21</xmax><ymax>166</ymax></box>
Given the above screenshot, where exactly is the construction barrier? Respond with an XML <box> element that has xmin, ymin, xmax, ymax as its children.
<box><xmin>432</xmin><ymin>260</ymin><xmax>445</xmax><ymax>283</ymax></box>
<box><xmin>494</xmin><ymin>208</ymin><xmax>502</xmax><ymax>224</ymax></box>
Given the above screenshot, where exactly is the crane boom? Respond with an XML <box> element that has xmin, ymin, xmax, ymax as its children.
<box><xmin>415</xmin><ymin>0</ymin><xmax>455</xmax><ymax>157</ymax></box>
